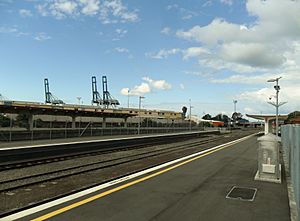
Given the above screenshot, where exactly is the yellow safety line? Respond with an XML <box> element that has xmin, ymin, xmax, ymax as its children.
<box><xmin>31</xmin><ymin>135</ymin><xmax>252</xmax><ymax>221</ymax></box>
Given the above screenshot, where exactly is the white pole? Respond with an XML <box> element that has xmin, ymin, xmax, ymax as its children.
<box><xmin>138</xmin><ymin>96</ymin><xmax>145</xmax><ymax>135</ymax></box>
<box><xmin>267</xmin><ymin>77</ymin><xmax>285</xmax><ymax>137</ymax></box>
<box><xmin>275</xmin><ymin>79</ymin><xmax>279</xmax><ymax>137</ymax></box>
<box><xmin>189</xmin><ymin>99</ymin><xmax>192</xmax><ymax>131</ymax></box>
<box><xmin>77</xmin><ymin>97</ymin><xmax>81</xmax><ymax>105</ymax></box>
<box><xmin>127</xmin><ymin>89</ymin><xmax>130</xmax><ymax>108</ymax></box>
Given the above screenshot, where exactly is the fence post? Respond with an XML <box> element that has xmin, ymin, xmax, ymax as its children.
<box><xmin>49</xmin><ymin>120</ymin><xmax>52</xmax><ymax>140</ymax></box>
<box><xmin>9</xmin><ymin>114</ymin><xmax>12</xmax><ymax>142</ymax></box>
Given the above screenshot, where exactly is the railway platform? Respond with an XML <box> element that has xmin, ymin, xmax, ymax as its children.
<box><xmin>2</xmin><ymin>133</ymin><xmax>291</xmax><ymax>221</ymax></box>
<box><xmin>0</xmin><ymin>130</ymin><xmax>219</xmax><ymax>150</ymax></box>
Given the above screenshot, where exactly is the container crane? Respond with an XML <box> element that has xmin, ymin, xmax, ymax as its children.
<box><xmin>91</xmin><ymin>76</ymin><xmax>103</xmax><ymax>105</ymax></box>
<box><xmin>102</xmin><ymin>76</ymin><xmax>120</xmax><ymax>108</ymax></box>
<box><xmin>44</xmin><ymin>78</ymin><xmax>64</xmax><ymax>105</ymax></box>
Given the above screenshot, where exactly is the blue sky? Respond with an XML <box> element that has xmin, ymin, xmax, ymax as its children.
<box><xmin>1</xmin><ymin>0</ymin><xmax>300</xmax><ymax>118</ymax></box>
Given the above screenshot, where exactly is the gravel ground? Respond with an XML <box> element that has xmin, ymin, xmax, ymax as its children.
<box><xmin>0</xmin><ymin>136</ymin><xmax>219</xmax><ymax>191</ymax></box>
<box><xmin>0</xmin><ymin>129</ymin><xmax>259</xmax><ymax>216</ymax></box>
<box><xmin>0</xmin><ymin>135</ymin><xmax>216</xmax><ymax>183</ymax></box>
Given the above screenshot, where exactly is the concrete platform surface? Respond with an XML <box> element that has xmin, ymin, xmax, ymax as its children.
<box><xmin>15</xmin><ymin>135</ymin><xmax>290</xmax><ymax>221</ymax></box>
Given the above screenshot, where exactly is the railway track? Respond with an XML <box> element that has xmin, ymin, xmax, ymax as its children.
<box><xmin>0</xmin><ymin>135</ymin><xmax>223</xmax><ymax>192</ymax></box>
<box><xmin>0</xmin><ymin>130</ymin><xmax>260</xmax><ymax>217</ymax></box>
<box><xmin>0</xmin><ymin>131</ymin><xmax>219</xmax><ymax>168</ymax></box>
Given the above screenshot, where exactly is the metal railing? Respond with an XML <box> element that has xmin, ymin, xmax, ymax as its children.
<box><xmin>281</xmin><ymin>125</ymin><xmax>300</xmax><ymax>219</ymax></box>
<box><xmin>0</xmin><ymin>125</ymin><xmax>208</xmax><ymax>142</ymax></box>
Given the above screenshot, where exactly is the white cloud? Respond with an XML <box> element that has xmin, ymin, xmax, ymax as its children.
<box><xmin>166</xmin><ymin>4</ymin><xmax>198</xmax><ymax>20</ymax></box>
<box><xmin>146</xmin><ymin>47</ymin><xmax>211</xmax><ymax>61</ymax></box>
<box><xmin>35</xmin><ymin>0</ymin><xmax>138</xmax><ymax>23</ymax></box>
<box><xmin>177</xmin><ymin>1</ymin><xmax>300</xmax><ymax>66</ymax></box>
<box><xmin>176</xmin><ymin>1</ymin><xmax>300</xmax><ymax>71</ymax></box>
<box><xmin>185</xmin><ymin>70</ymin><xmax>213</xmax><ymax>77</ymax></box>
<box><xmin>177</xmin><ymin>18</ymin><xmax>246</xmax><ymax>46</ymax></box>
<box><xmin>202</xmin><ymin>1</ymin><xmax>212</xmax><ymax>7</ymax></box>
<box><xmin>176</xmin><ymin>0</ymin><xmax>300</xmax><ymax>113</ymax></box>
<box><xmin>211</xmin><ymin>74</ymin><xmax>273</xmax><ymax>84</ymax></box>
<box><xmin>100</xmin><ymin>0</ymin><xmax>138</xmax><ymax>24</ymax></box>
<box><xmin>0</xmin><ymin>26</ymin><xmax>17</xmax><ymax>33</ymax></box>
<box><xmin>36</xmin><ymin>3</ymin><xmax>48</xmax><ymax>16</ymax></box>
<box><xmin>244</xmin><ymin>107</ymin><xmax>256</xmax><ymax>114</ymax></box>
<box><xmin>199</xmin><ymin>57</ymin><xmax>261</xmax><ymax>73</ymax></box>
<box><xmin>238</xmin><ymin>85</ymin><xmax>300</xmax><ymax>114</ymax></box>
<box><xmin>34</xmin><ymin>32</ymin><xmax>51</xmax><ymax>41</ymax></box>
<box><xmin>182</xmin><ymin>47</ymin><xmax>210</xmax><ymax>60</ymax></box>
<box><xmin>179</xmin><ymin>83</ymin><xmax>185</xmax><ymax>90</ymax></box>
<box><xmin>161</xmin><ymin>27</ymin><xmax>171</xmax><ymax>35</ymax></box>
<box><xmin>166</xmin><ymin>4</ymin><xmax>178</xmax><ymax>10</ymax></box>
<box><xmin>115</xmin><ymin>28</ymin><xmax>127</xmax><ymax>38</ymax></box>
<box><xmin>142</xmin><ymin>77</ymin><xmax>172</xmax><ymax>90</ymax></box>
<box><xmin>80</xmin><ymin>0</ymin><xmax>99</xmax><ymax>15</ymax></box>
<box><xmin>121</xmin><ymin>77</ymin><xmax>172</xmax><ymax>96</ymax></box>
<box><xmin>120</xmin><ymin>87</ymin><xmax>130</xmax><ymax>95</ymax></box>
<box><xmin>114</xmin><ymin>47</ymin><xmax>129</xmax><ymax>53</ymax></box>
<box><xmin>220</xmin><ymin>0</ymin><xmax>233</xmax><ymax>6</ymax></box>
<box><xmin>115</xmin><ymin>28</ymin><xmax>127</xmax><ymax>34</ymax></box>
<box><xmin>181</xmin><ymin>14</ymin><xmax>193</xmax><ymax>20</ymax></box>
<box><xmin>0</xmin><ymin>26</ymin><xmax>31</xmax><ymax>38</ymax></box>
<box><xmin>49</xmin><ymin>0</ymin><xmax>78</xmax><ymax>19</ymax></box>
<box><xmin>131</xmin><ymin>83</ymin><xmax>151</xmax><ymax>95</ymax></box>
<box><xmin>19</xmin><ymin>9</ymin><xmax>33</xmax><ymax>17</ymax></box>
<box><xmin>146</xmin><ymin>48</ymin><xmax>181</xmax><ymax>59</ymax></box>
<box><xmin>220</xmin><ymin>42</ymin><xmax>285</xmax><ymax>68</ymax></box>
<box><xmin>121</xmin><ymin>83</ymin><xmax>151</xmax><ymax>96</ymax></box>
<box><xmin>180</xmin><ymin>9</ymin><xmax>198</xmax><ymax>20</ymax></box>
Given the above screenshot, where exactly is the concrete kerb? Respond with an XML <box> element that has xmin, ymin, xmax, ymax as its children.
<box><xmin>254</xmin><ymin>165</ymin><xmax>282</xmax><ymax>184</ymax></box>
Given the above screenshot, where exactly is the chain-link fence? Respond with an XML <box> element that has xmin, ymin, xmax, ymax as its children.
<box><xmin>281</xmin><ymin>125</ymin><xmax>300</xmax><ymax>218</ymax></box>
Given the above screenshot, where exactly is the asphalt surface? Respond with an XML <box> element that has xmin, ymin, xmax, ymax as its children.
<box><xmin>17</xmin><ymin>134</ymin><xmax>290</xmax><ymax>221</ymax></box>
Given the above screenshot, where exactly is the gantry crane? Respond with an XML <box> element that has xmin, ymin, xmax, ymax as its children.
<box><xmin>44</xmin><ymin>78</ymin><xmax>64</xmax><ymax>105</ymax></box>
<box><xmin>102</xmin><ymin>76</ymin><xmax>120</xmax><ymax>108</ymax></box>
<box><xmin>91</xmin><ymin>76</ymin><xmax>120</xmax><ymax>108</ymax></box>
<box><xmin>91</xmin><ymin>76</ymin><xmax>103</xmax><ymax>105</ymax></box>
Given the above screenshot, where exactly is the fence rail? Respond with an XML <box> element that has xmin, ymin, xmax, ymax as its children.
<box><xmin>281</xmin><ymin>125</ymin><xmax>300</xmax><ymax>219</ymax></box>
<box><xmin>0</xmin><ymin>126</ymin><xmax>208</xmax><ymax>142</ymax></box>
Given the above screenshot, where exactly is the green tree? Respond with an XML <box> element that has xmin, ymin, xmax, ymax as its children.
<box><xmin>202</xmin><ymin>114</ymin><xmax>212</xmax><ymax>120</ymax></box>
<box><xmin>16</xmin><ymin>113</ymin><xmax>29</xmax><ymax>129</ymax></box>
<box><xmin>0</xmin><ymin>114</ymin><xmax>10</xmax><ymax>127</ymax></box>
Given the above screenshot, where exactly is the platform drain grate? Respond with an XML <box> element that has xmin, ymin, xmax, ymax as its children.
<box><xmin>226</xmin><ymin>186</ymin><xmax>257</xmax><ymax>201</ymax></box>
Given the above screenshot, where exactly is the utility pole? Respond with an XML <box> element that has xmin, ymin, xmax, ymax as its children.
<box><xmin>233</xmin><ymin>100</ymin><xmax>237</xmax><ymax>113</ymax></box>
<box><xmin>267</xmin><ymin>77</ymin><xmax>286</xmax><ymax>136</ymax></box>
<box><xmin>189</xmin><ymin>99</ymin><xmax>193</xmax><ymax>131</ymax></box>
<box><xmin>77</xmin><ymin>97</ymin><xmax>82</xmax><ymax>105</ymax></box>
<box><xmin>138</xmin><ymin>96</ymin><xmax>145</xmax><ymax>135</ymax></box>
<box><xmin>127</xmin><ymin>89</ymin><xmax>130</xmax><ymax>108</ymax></box>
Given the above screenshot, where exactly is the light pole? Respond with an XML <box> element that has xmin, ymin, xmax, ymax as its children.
<box><xmin>4</xmin><ymin>114</ymin><xmax>12</xmax><ymax>142</ymax></box>
<box><xmin>76</xmin><ymin>97</ymin><xmax>82</xmax><ymax>105</ymax></box>
<box><xmin>189</xmin><ymin>99</ymin><xmax>193</xmax><ymax>131</ymax></box>
<box><xmin>267</xmin><ymin>77</ymin><xmax>286</xmax><ymax>136</ymax></box>
<box><xmin>127</xmin><ymin>89</ymin><xmax>130</xmax><ymax>108</ymax></box>
<box><xmin>138</xmin><ymin>96</ymin><xmax>145</xmax><ymax>135</ymax></box>
<box><xmin>233</xmin><ymin>100</ymin><xmax>237</xmax><ymax>113</ymax></box>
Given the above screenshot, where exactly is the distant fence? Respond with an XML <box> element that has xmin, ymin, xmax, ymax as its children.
<box><xmin>281</xmin><ymin>125</ymin><xmax>300</xmax><ymax>218</ymax></box>
<box><xmin>0</xmin><ymin>126</ymin><xmax>209</xmax><ymax>142</ymax></box>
